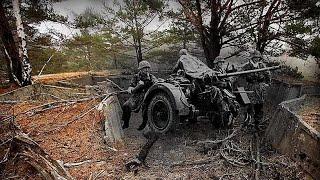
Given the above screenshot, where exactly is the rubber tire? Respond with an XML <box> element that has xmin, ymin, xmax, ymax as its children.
<box><xmin>147</xmin><ymin>92</ymin><xmax>177</xmax><ymax>134</ymax></box>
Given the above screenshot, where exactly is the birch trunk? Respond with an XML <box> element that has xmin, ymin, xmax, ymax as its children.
<box><xmin>0</xmin><ymin>2</ymin><xmax>22</xmax><ymax>85</ymax></box>
<box><xmin>12</xmin><ymin>0</ymin><xmax>32</xmax><ymax>86</ymax></box>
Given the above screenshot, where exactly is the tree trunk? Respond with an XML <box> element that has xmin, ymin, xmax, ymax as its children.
<box><xmin>0</xmin><ymin>2</ymin><xmax>23</xmax><ymax>85</ymax></box>
<box><xmin>133</xmin><ymin>2</ymin><xmax>143</xmax><ymax>63</ymax></box>
<box><xmin>183</xmin><ymin>26</ymin><xmax>187</xmax><ymax>49</ymax></box>
<box><xmin>0</xmin><ymin>0</ymin><xmax>32</xmax><ymax>86</ymax></box>
<box><xmin>133</xmin><ymin>38</ymin><xmax>143</xmax><ymax>63</ymax></box>
<box><xmin>195</xmin><ymin>0</ymin><xmax>221</xmax><ymax>69</ymax></box>
<box><xmin>12</xmin><ymin>0</ymin><xmax>32</xmax><ymax>86</ymax></box>
<box><xmin>136</xmin><ymin>37</ymin><xmax>143</xmax><ymax>63</ymax></box>
<box><xmin>202</xmin><ymin>38</ymin><xmax>221</xmax><ymax>69</ymax></box>
<box><xmin>113</xmin><ymin>53</ymin><xmax>118</xmax><ymax>69</ymax></box>
<box><xmin>3</xmin><ymin>51</ymin><xmax>15</xmax><ymax>83</ymax></box>
<box><xmin>197</xmin><ymin>27</ymin><xmax>221</xmax><ymax>69</ymax></box>
<box><xmin>86</xmin><ymin>44</ymin><xmax>93</xmax><ymax>70</ymax></box>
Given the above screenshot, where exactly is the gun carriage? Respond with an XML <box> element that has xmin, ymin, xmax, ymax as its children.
<box><xmin>141</xmin><ymin>56</ymin><xmax>279</xmax><ymax>133</ymax></box>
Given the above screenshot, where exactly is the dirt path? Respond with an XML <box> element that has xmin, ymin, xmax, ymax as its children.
<box><xmin>122</xmin><ymin>112</ymin><xmax>306</xmax><ymax>179</ymax></box>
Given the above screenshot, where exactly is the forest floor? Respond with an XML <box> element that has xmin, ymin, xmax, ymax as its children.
<box><xmin>0</xmin><ymin>72</ymin><xmax>316</xmax><ymax>179</ymax></box>
<box><xmin>0</xmin><ymin>101</ymin><xmax>308</xmax><ymax>179</ymax></box>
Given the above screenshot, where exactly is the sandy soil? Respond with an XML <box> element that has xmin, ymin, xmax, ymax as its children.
<box><xmin>0</xmin><ymin>83</ymin><xmax>19</xmax><ymax>94</ymax></box>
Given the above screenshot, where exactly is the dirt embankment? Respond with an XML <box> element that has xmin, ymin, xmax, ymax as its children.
<box><xmin>1</xmin><ymin>100</ymin><xmax>139</xmax><ymax>179</ymax></box>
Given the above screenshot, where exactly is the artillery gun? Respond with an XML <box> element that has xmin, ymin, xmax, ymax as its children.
<box><xmin>139</xmin><ymin>55</ymin><xmax>280</xmax><ymax>133</ymax></box>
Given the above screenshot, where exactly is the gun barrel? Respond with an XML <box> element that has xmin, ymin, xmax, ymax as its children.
<box><xmin>217</xmin><ymin>65</ymin><xmax>280</xmax><ymax>77</ymax></box>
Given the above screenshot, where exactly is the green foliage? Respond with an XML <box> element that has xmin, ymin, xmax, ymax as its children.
<box><xmin>63</xmin><ymin>33</ymin><xmax>111</xmax><ymax>71</ymax></box>
<box><xmin>74</xmin><ymin>8</ymin><xmax>105</xmax><ymax>29</ymax></box>
<box><xmin>285</xmin><ymin>0</ymin><xmax>320</xmax><ymax>63</ymax></box>
<box><xmin>288</xmin><ymin>38</ymin><xmax>309</xmax><ymax>59</ymax></box>
<box><xmin>45</xmin><ymin>31</ymin><xmax>135</xmax><ymax>73</ymax></box>
<box><xmin>287</xmin><ymin>0</ymin><xmax>320</xmax><ymax>19</ymax></box>
<box><xmin>281</xmin><ymin>66</ymin><xmax>304</xmax><ymax>79</ymax></box>
<box><xmin>20</xmin><ymin>0</ymin><xmax>67</xmax><ymax>23</ymax></box>
<box><xmin>285</xmin><ymin>22</ymin><xmax>312</xmax><ymax>35</ymax></box>
<box><xmin>27</xmin><ymin>35</ymin><xmax>62</xmax><ymax>75</ymax></box>
<box><xmin>141</xmin><ymin>0</ymin><xmax>164</xmax><ymax>12</ymax></box>
<box><xmin>144</xmin><ymin>48</ymin><xmax>179</xmax><ymax>66</ymax></box>
<box><xmin>27</xmin><ymin>31</ymin><xmax>136</xmax><ymax>75</ymax></box>
<box><xmin>310</xmin><ymin>36</ymin><xmax>320</xmax><ymax>60</ymax></box>
<box><xmin>163</xmin><ymin>10</ymin><xmax>197</xmax><ymax>49</ymax></box>
<box><xmin>104</xmin><ymin>0</ymin><xmax>166</xmax><ymax>63</ymax></box>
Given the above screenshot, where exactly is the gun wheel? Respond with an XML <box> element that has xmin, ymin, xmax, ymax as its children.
<box><xmin>147</xmin><ymin>92</ymin><xmax>177</xmax><ymax>134</ymax></box>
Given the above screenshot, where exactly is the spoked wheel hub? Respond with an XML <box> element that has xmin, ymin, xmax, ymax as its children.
<box><xmin>147</xmin><ymin>92</ymin><xmax>177</xmax><ymax>134</ymax></box>
<box><xmin>151</xmin><ymin>100</ymin><xmax>170</xmax><ymax>130</ymax></box>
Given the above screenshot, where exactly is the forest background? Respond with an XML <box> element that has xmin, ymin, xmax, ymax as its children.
<box><xmin>0</xmin><ymin>0</ymin><xmax>319</xmax><ymax>87</ymax></box>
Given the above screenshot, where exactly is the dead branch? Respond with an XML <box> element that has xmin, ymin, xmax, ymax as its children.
<box><xmin>220</xmin><ymin>149</ymin><xmax>249</xmax><ymax>167</ymax></box>
<box><xmin>27</xmin><ymin>101</ymin><xmax>74</xmax><ymax>116</ymax></box>
<box><xmin>38</xmin><ymin>54</ymin><xmax>54</xmax><ymax>76</ymax></box>
<box><xmin>218</xmin><ymin>139</ymin><xmax>251</xmax><ymax>168</ymax></box>
<box><xmin>41</xmin><ymin>92</ymin><xmax>121</xmax><ymax>133</ymax></box>
<box><xmin>105</xmin><ymin>78</ymin><xmax>124</xmax><ymax>91</ymax></box>
<box><xmin>250</xmin><ymin>157</ymin><xmax>272</xmax><ymax>166</ymax></box>
<box><xmin>50</xmin><ymin>102</ymin><xmax>99</xmax><ymax>131</ymax></box>
<box><xmin>63</xmin><ymin>160</ymin><xmax>105</xmax><ymax>168</ymax></box>
<box><xmin>0</xmin><ymin>100</ymin><xmax>21</xmax><ymax>104</ymax></box>
<box><xmin>63</xmin><ymin>160</ymin><xmax>93</xmax><ymax>168</ymax></box>
<box><xmin>30</xmin><ymin>93</ymin><xmax>65</xmax><ymax>101</ymax></box>
<box><xmin>92</xmin><ymin>170</ymin><xmax>105</xmax><ymax>180</ymax></box>
<box><xmin>196</xmin><ymin>128</ymin><xmax>242</xmax><ymax>153</ymax></box>
<box><xmin>171</xmin><ymin>155</ymin><xmax>219</xmax><ymax>168</ymax></box>
<box><xmin>219</xmin><ymin>173</ymin><xmax>240</xmax><ymax>180</ymax></box>
<box><xmin>105</xmin><ymin>145</ymin><xmax>118</xmax><ymax>152</ymax></box>
<box><xmin>0</xmin><ymin>138</ymin><xmax>13</xmax><ymax>146</ymax></box>
<box><xmin>6</xmin><ymin>130</ymin><xmax>73</xmax><ymax>179</ymax></box>
<box><xmin>0</xmin><ymin>147</ymin><xmax>10</xmax><ymax>164</ymax></box>
<box><xmin>2</xmin><ymin>94</ymin><xmax>105</xmax><ymax>122</ymax></box>
<box><xmin>198</xmin><ymin>128</ymin><xmax>241</xmax><ymax>145</ymax></box>
<box><xmin>61</xmin><ymin>90</ymin><xmax>126</xmax><ymax>126</ymax></box>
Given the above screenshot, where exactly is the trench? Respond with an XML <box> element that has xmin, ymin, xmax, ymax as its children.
<box><xmin>1</xmin><ymin>73</ymin><xmax>319</xmax><ymax>179</ymax></box>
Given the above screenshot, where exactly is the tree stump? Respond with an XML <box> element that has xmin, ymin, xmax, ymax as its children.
<box><xmin>96</xmin><ymin>81</ymin><xmax>124</xmax><ymax>145</ymax></box>
<box><xmin>102</xmin><ymin>95</ymin><xmax>124</xmax><ymax>144</ymax></box>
